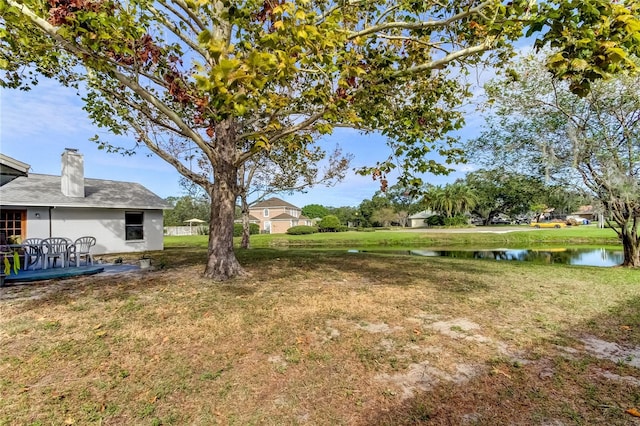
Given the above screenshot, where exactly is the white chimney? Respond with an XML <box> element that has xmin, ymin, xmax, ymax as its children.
<box><xmin>61</xmin><ymin>148</ymin><xmax>85</xmax><ymax>197</ymax></box>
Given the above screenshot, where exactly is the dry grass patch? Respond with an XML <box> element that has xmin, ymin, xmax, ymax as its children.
<box><xmin>1</xmin><ymin>251</ymin><xmax>640</xmax><ymax>425</ymax></box>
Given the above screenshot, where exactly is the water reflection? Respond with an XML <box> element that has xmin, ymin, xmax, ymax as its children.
<box><xmin>354</xmin><ymin>248</ymin><xmax>623</xmax><ymax>267</ymax></box>
<box><xmin>411</xmin><ymin>248</ymin><xmax>624</xmax><ymax>267</ymax></box>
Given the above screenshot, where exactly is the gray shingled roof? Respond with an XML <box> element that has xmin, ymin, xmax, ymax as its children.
<box><xmin>408</xmin><ymin>210</ymin><xmax>434</xmax><ymax>219</ymax></box>
<box><xmin>0</xmin><ymin>173</ymin><xmax>171</xmax><ymax>209</ymax></box>
<box><xmin>250</xmin><ymin>197</ymin><xmax>299</xmax><ymax>209</ymax></box>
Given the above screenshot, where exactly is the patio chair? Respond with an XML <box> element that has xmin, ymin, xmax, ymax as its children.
<box><xmin>41</xmin><ymin>237</ymin><xmax>71</xmax><ymax>269</ymax></box>
<box><xmin>69</xmin><ymin>236</ymin><xmax>96</xmax><ymax>267</ymax></box>
<box><xmin>21</xmin><ymin>238</ymin><xmax>44</xmax><ymax>270</ymax></box>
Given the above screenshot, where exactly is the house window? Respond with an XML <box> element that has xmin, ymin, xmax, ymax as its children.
<box><xmin>0</xmin><ymin>209</ymin><xmax>26</xmax><ymax>241</ymax></box>
<box><xmin>125</xmin><ymin>211</ymin><xmax>144</xmax><ymax>240</ymax></box>
<box><xmin>263</xmin><ymin>208</ymin><xmax>269</xmax><ymax>217</ymax></box>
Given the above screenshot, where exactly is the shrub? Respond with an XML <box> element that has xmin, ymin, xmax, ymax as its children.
<box><xmin>443</xmin><ymin>215</ymin><xmax>469</xmax><ymax>227</ymax></box>
<box><xmin>233</xmin><ymin>223</ymin><xmax>260</xmax><ymax>237</ymax></box>
<box><xmin>425</xmin><ymin>215</ymin><xmax>445</xmax><ymax>226</ymax></box>
<box><xmin>286</xmin><ymin>225</ymin><xmax>318</xmax><ymax>235</ymax></box>
<box><xmin>318</xmin><ymin>215</ymin><xmax>342</xmax><ymax>232</ymax></box>
<box><xmin>425</xmin><ymin>215</ymin><xmax>468</xmax><ymax>227</ymax></box>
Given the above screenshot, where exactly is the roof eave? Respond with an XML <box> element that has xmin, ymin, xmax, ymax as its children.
<box><xmin>0</xmin><ymin>154</ymin><xmax>30</xmax><ymax>175</ymax></box>
<box><xmin>0</xmin><ymin>201</ymin><xmax>170</xmax><ymax>210</ymax></box>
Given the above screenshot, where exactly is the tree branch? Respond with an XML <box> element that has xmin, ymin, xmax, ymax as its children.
<box><xmin>129</xmin><ymin>119</ymin><xmax>212</xmax><ymax>190</ymax></box>
<box><xmin>234</xmin><ymin>111</ymin><xmax>325</xmax><ymax>166</ymax></box>
<box><xmin>7</xmin><ymin>0</ymin><xmax>210</xmax><ymax>154</ymax></box>
<box><xmin>148</xmin><ymin>3</ymin><xmax>211</xmax><ymax>65</ymax></box>
<box><xmin>374</xmin><ymin>4</ymin><xmax>401</xmax><ymax>26</ymax></box>
<box><xmin>316</xmin><ymin>0</ymin><xmax>367</xmax><ymax>25</ymax></box>
<box><xmin>166</xmin><ymin>0</ymin><xmax>208</xmax><ymax>34</ymax></box>
<box><xmin>101</xmin><ymin>84</ymin><xmax>191</xmax><ymax>138</ymax></box>
<box><xmin>392</xmin><ymin>39</ymin><xmax>493</xmax><ymax>77</ymax></box>
<box><xmin>157</xmin><ymin>0</ymin><xmax>202</xmax><ymax>36</ymax></box>
<box><xmin>347</xmin><ymin>1</ymin><xmax>494</xmax><ymax>40</ymax></box>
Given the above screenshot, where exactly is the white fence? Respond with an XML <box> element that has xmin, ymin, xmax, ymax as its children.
<box><xmin>164</xmin><ymin>226</ymin><xmax>207</xmax><ymax>236</ymax></box>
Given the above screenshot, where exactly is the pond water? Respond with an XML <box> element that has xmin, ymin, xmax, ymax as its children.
<box><xmin>349</xmin><ymin>248</ymin><xmax>623</xmax><ymax>267</ymax></box>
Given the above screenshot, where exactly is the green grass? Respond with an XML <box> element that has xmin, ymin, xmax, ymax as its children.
<box><xmin>163</xmin><ymin>224</ymin><xmax>621</xmax><ymax>250</ymax></box>
<box><xmin>2</xmin><ymin>231</ymin><xmax>639</xmax><ymax>425</ymax></box>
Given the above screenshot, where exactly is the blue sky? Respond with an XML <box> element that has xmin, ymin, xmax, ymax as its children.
<box><xmin>0</xmin><ymin>76</ymin><xmax>481</xmax><ymax>208</ymax></box>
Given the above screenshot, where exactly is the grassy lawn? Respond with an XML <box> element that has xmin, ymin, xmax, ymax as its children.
<box><xmin>165</xmin><ymin>225</ymin><xmax>622</xmax><ymax>250</ymax></box>
<box><xmin>246</xmin><ymin>226</ymin><xmax>622</xmax><ymax>248</ymax></box>
<box><xmin>2</xmin><ymin>232</ymin><xmax>639</xmax><ymax>425</ymax></box>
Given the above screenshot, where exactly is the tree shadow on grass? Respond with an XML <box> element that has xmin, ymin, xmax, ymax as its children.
<box><xmin>361</xmin><ymin>296</ymin><xmax>640</xmax><ymax>425</ymax></box>
<box><xmin>1</xmin><ymin>247</ymin><xmax>493</xmax><ymax>309</ymax></box>
<box><xmin>238</xmin><ymin>248</ymin><xmax>494</xmax><ymax>290</ymax></box>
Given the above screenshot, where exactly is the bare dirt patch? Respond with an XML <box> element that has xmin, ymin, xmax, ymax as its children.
<box><xmin>579</xmin><ymin>335</ymin><xmax>640</xmax><ymax>368</ymax></box>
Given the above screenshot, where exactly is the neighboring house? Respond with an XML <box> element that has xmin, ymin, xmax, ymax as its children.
<box><xmin>0</xmin><ymin>149</ymin><xmax>171</xmax><ymax>254</ymax></box>
<box><xmin>570</xmin><ymin>205</ymin><xmax>598</xmax><ymax>221</ymax></box>
<box><xmin>407</xmin><ymin>210</ymin><xmax>435</xmax><ymax>228</ymax></box>
<box><xmin>248</xmin><ymin>197</ymin><xmax>312</xmax><ymax>234</ymax></box>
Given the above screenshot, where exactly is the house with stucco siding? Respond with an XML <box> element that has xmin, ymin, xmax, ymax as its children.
<box><xmin>407</xmin><ymin>210</ymin><xmax>435</xmax><ymax>228</ymax></box>
<box><xmin>248</xmin><ymin>197</ymin><xmax>312</xmax><ymax>234</ymax></box>
<box><xmin>0</xmin><ymin>149</ymin><xmax>170</xmax><ymax>254</ymax></box>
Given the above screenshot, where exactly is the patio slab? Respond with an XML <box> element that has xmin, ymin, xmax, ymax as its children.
<box><xmin>3</xmin><ymin>266</ymin><xmax>105</xmax><ymax>284</ymax></box>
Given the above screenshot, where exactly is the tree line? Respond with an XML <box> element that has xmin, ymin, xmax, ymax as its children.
<box><xmin>165</xmin><ymin>169</ymin><xmax>586</xmax><ymax>229</ymax></box>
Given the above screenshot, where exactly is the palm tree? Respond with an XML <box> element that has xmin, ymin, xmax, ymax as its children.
<box><xmin>423</xmin><ymin>183</ymin><xmax>477</xmax><ymax>218</ymax></box>
<box><xmin>448</xmin><ymin>183</ymin><xmax>478</xmax><ymax>217</ymax></box>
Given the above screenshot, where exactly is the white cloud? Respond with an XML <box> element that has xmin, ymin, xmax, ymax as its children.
<box><xmin>451</xmin><ymin>163</ymin><xmax>478</xmax><ymax>173</ymax></box>
<box><xmin>1</xmin><ymin>79</ymin><xmax>95</xmax><ymax>140</ymax></box>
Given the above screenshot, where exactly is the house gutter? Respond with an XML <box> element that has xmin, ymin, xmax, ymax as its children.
<box><xmin>49</xmin><ymin>206</ymin><xmax>53</xmax><ymax>237</ymax></box>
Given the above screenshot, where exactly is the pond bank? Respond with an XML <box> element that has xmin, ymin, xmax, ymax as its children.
<box><xmin>237</xmin><ymin>226</ymin><xmax>622</xmax><ymax>249</ymax></box>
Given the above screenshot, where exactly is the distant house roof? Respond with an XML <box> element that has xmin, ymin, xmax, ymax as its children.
<box><xmin>250</xmin><ymin>197</ymin><xmax>299</xmax><ymax>209</ymax></box>
<box><xmin>0</xmin><ymin>173</ymin><xmax>171</xmax><ymax>210</ymax></box>
<box><xmin>573</xmin><ymin>205</ymin><xmax>595</xmax><ymax>214</ymax></box>
<box><xmin>269</xmin><ymin>213</ymin><xmax>311</xmax><ymax>221</ymax></box>
<box><xmin>0</xmin><ymin>154</ymin><xmax>30</xmax><ymax>186</ymax></box>
<box><xmin>408</xmin><ymin>210</ymin><xmax>434</xmax><ymax>219</ymax></box>
<box><xmin>270</xmin><ymin>213</ymin><xmax>297</xmax><ymax>221</ymax></box>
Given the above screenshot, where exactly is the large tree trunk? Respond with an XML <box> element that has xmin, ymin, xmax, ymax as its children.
<box><xmin>620</xmin><ymin>225</ymin><xmax>640</xmax><ymax>267</ymax></box>
<box><xmin>204</xmin><ymin>119</ymin><xmax>246</xmax><ymax>280</ymax></box>
<box><xmin>608</xmin><ymin>198</ymin><xmax>640</xmax><ymax>268</ymax></box>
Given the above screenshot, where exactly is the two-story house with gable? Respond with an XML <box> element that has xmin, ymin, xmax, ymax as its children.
<box><xmin>248</xmin><ymin>197</ymin><xmax>312</xmax><ymax>234</ymax></box>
